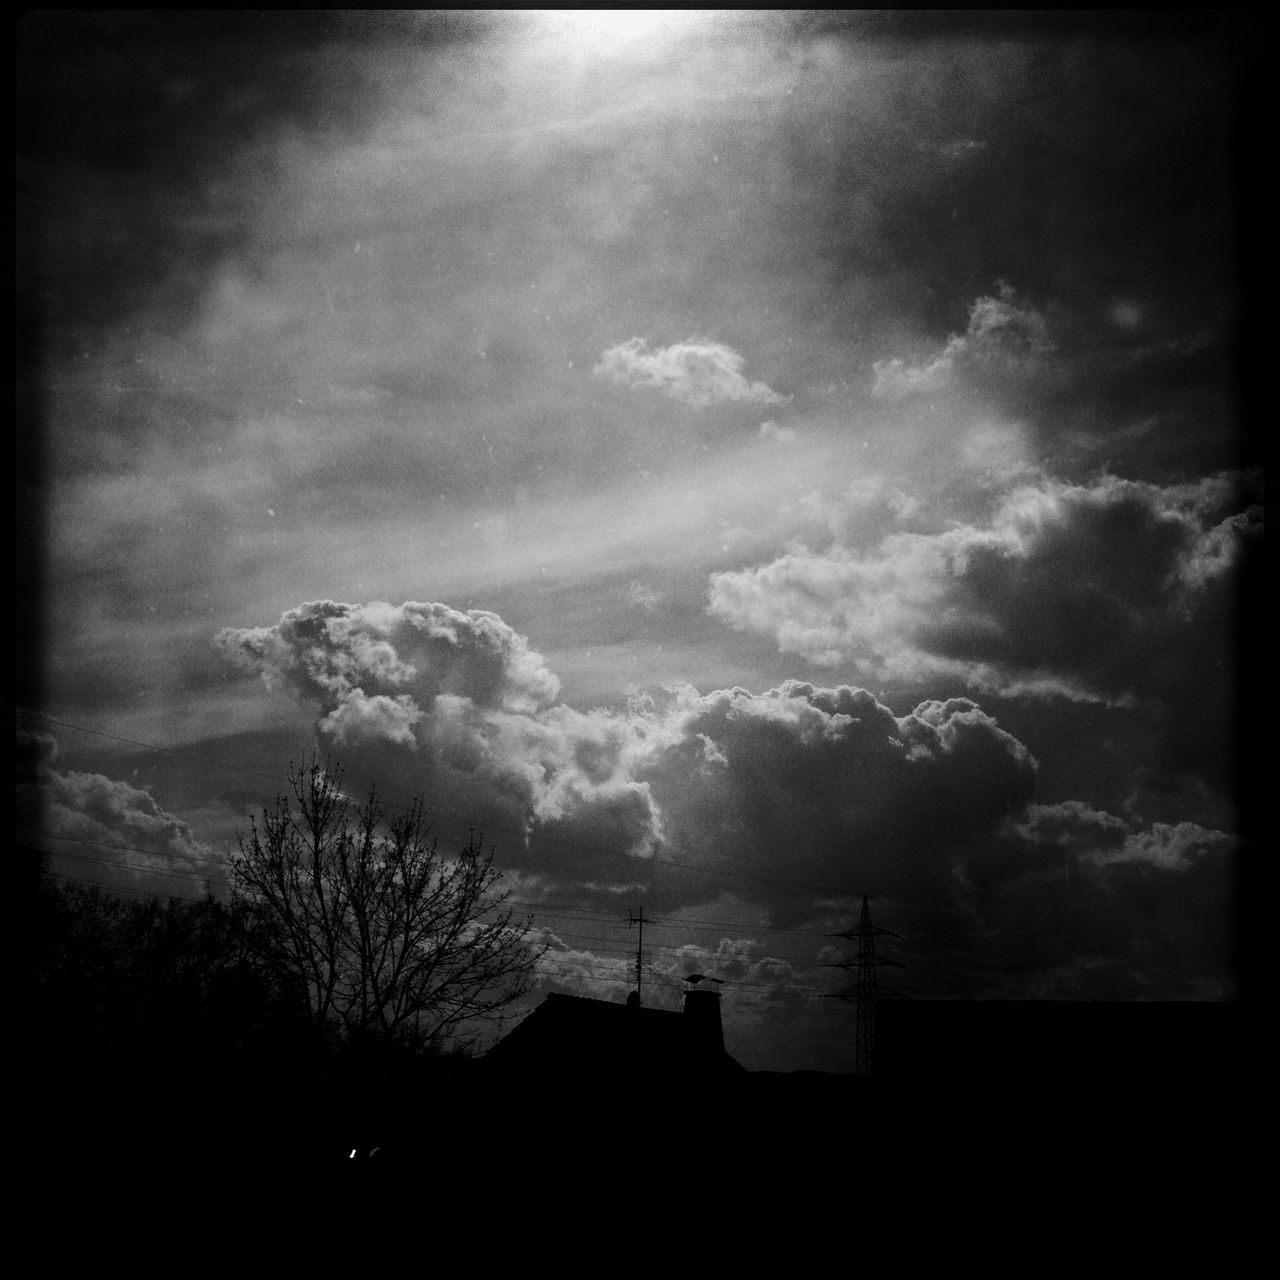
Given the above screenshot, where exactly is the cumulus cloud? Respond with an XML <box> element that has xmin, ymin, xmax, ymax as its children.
<box><xmin>630</xmin><ymin>681</ymin><xmax>1038</xmax><ymax>918</ymax></box>
<box><xmin>321</xmin><ymin>690</ymin><xmax>423</xmax><ymax>748</ymax></box>
<box><xmin>217</xmin><ymin>599</ymin><xmax>561</xmax><ymax>718</ymax></box>
<box><xmin>596</xmin><ymin>337</ymin><xmax>789</xmax><ymax>408</ymax></box>
<box><xmin>217</xmin><ymin>601</ymin><xmax>1042</xmax><ymax>907</ymax></box>
<box><xmin>787</xmin><ymin>478</ymin><xmax>920</xmax><ymax>546</ymax></box>
<box><xmin>217</xmin><ymin>600</ymin><xmax>667</xmax><ymax>867</ymax></box>
<box><xmin>16</xmin><ymin>723</ymin><xmax>219</xmax><ymax>895</ymax></box>
<box><xmin>709</xmin><ymin>470</ymin><xmax>1259</xmax><ymax>707</ymax></box>
<box><xmin>526</xmin><ymin>925</ymin><xmax>844</xmax><ymax>1069</ymax></box>
<box><xmin>666</xmin><ymin>937</ymin><xmax>823</xmax><ymax>1063</ymax></box>
<box><xmin>534</xmin><ymin>930</ymin><xmax>633</xmax><ymax>1001</ymax></box>
<box><xmin>872</xmin><ymin>283</ymin><xmax>1052</xmax><ymax>400</ymax></box>
<box><xmin>871</xmin><ymin>351</ymin><xmax>956</xmax><ymax>400</ymax></box>
<box><xmin>215</xmin><ymin>601</ymin><xmax>1237</xmax><ymax>1001</ymax></box>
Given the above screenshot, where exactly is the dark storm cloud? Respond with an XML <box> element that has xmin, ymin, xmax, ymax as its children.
<box><xmin>936</xmin><ymin>801</ymin><xmax>1237</xmax><ymax>998</ymax></box>
<box><xmin>198</xmin><ymin>568</ymin><xmax>1267</xmax><ymax>1014</ymax></box>
<box><xmin>215</xmin><ymin>598</ymin><xmax>1238</xmax><ymax>1001</ymax></box>
<box><xmin>631</xmin><ymin>682</ymin><xmax>1037</xmax><ymax>919</ymax></box>
<box><xmin>817</xmin><ymin>24</ymin><xmax>1250</xmax><ymax>336</ymax></box>
<box><xmin>217</xmin><ymin>600</ymin><xmax>1039</xmax><ymax>916</ymax></box>
<box><xmin>17</xmin><ymin>11</ymin><xmax>493</xmax><ymax>343</ymax></box>
<box><xmin>773</xmin><ymin>23</ymin><xmax>1256</xmax><ymax>482</ymax></box>
<box><xmin>17</xmin><ymin>722</ymin><xmax>218</xmax><ymax>896</ymax></box>
<box><xmin>709</xmin><ymin>470</ymin><xmax>1260</xmax><ymax>715</ymax></box>
<box><xmin>24</xmin><ymin>13</ymin><xmax>1257</xmax><ymax>1057</ymax></box>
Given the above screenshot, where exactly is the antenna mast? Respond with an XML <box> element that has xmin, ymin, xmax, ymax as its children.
<box><xmin>628</xmin><ymin>908</ymin><xmax>649</xmax><ymax>1005</ymax></box>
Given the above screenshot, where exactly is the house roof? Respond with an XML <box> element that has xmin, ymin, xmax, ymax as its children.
<box><xmin>485</xmin><ymin>991</ymin><xmax>744</xmax><ymax>1082</ymax></box>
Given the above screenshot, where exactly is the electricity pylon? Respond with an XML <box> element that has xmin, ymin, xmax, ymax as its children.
<box><xmin>828</xmin><ymin>895</ymin><xmax>908</xmax><ymax>1076</ymax></box>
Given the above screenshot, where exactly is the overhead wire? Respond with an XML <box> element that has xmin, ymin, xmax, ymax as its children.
<box><xmin>25</xmin><ymin>833</ymin><xmax>870</xmax><ymax>970</ymax></box>
<box><xmin>16</xmin><ymin>706</ymin><xmax>892</xmax><ymax>907</ymax></box>
<box><xmin>18</xmin><ymin>707</ymin><xmax>927</xmax><ymax>996</ymax></box>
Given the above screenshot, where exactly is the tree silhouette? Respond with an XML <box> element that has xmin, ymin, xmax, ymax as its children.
<box><xmin>232</xmin><ymin>756</ymin><xmax>538</xmax><ymax>1052</ymax></box>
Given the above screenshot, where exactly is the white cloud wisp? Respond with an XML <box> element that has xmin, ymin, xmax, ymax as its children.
<box><xmin>596</xmin><ymin>337</ymin><xmax>789</xmax><ymax>408</ymax></box>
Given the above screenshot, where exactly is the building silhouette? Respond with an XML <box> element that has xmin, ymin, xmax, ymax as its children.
<box><xmin>485</xmin><ymin>987</ymin><xmax>745</xmax><ymax>1083</ymax></box>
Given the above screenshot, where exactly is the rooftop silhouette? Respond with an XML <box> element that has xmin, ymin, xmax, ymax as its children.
<box><xmin>485</xmin><ymin>988</ymin><xmax>745</xmax><ymax>1082</ymax></box>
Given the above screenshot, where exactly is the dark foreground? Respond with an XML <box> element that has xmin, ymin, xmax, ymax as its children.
<box><xmin>19</xmin><ymin>1002</ymin><xmax>1256</xmax><ymax>1243</ymax></box>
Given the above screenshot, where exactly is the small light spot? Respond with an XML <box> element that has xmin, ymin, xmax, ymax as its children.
<box><xmin>1110</xmin><ymin>300</ymin><xmax>1143</xmax><ymax>330</ymax></box>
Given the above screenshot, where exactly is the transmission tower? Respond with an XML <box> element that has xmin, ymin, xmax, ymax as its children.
<box><xmin>829</xmin><ymin>895</ymin><xmax>908</xmax><ymax>1076</ymax></box>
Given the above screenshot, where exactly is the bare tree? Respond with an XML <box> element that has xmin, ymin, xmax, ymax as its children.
<box><xmin>232</xmin><ymin>756</ymin><xmax>539</xmax><ymax>1051</ymax></box>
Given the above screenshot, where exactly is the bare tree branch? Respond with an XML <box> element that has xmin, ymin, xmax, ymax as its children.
<box><xmin>231</xmin><ymin>754</ymin><xmax>542</xmax><ymax>1051</ymax></box>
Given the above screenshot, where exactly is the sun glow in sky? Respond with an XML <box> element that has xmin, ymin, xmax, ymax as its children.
<box><xmin>536</xmin><ymin>10</ymin><xmax>709</xmax><ymax>44</ymax></box>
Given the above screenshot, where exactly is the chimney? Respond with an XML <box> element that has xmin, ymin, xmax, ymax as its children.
<box><xmin>682</xmin><ymin>987</ymin><xmax>725</xmax><ymax>1056</ymax></box>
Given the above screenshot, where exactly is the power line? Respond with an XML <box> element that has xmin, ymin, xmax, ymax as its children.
<box><xmin>17</xmin><ymin>709</ymin><xmax>292</xmax><ymax>788</ymax></box>
<box><xmin>18</xmin><ymin>706</ymin><xmax>890</xmax><ymax>906</ymax></box>
<box><xmin>23</xmin><ymin>829</ymin><xmax>877</xmax><ymax>965</ymax></box>
<box><xmin>34</xmin><ymin>842</ymin><xmax>841</xmax><ymax>965</ymax></box>
<box><xmin>536</xmin><ymin>963</ymin><xmax>842</xmax><ymax>999</ymax></box>
<box><xmin>50</xmin><ymin>869</ymin><xmax>208</xmax><ymax>902</ymax></box>
<box><xmin>543</xmin><ymin>932</ymin><xmax>844</xmax><ymax>969</ymax></box>
<box><xmin>19</xmin><ymin>710</ymin><xmax>938</xmax><ymax>999</ymax></box>
<box><xmin>37</xmin><ymin>874</ymin><xmax>859</xmax><ymax>1000</ymax></box>
<box><xmin>17</xmin><ymin>828</ymin><xmax>235</xmax><ymax>872</ymax></box>
<box><xmin>27</xmin><ymin>837</ymin><xmax>822</xmax><ymax>955</ymax></box>
<box><xmin>21</xmin><ymin>834</ymin><xmax>234</xmax><ymax>887</ymax></box>
<box><xmin>507</xmin><ymin>898</ymin><xmax>849</xmax><ymax>937</ymax></box>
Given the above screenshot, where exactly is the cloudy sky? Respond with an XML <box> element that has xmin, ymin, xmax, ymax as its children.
<box><xmin>17</xmin><ymin>11</ymin><xmax>1263</xmax><ymax>1072</ymax></box>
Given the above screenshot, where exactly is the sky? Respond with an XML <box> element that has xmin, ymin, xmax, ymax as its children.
<box><xmin>17</xmin><ymin>11</ymin><xmax>1264</xmax><ymax>1073</ymax></box>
